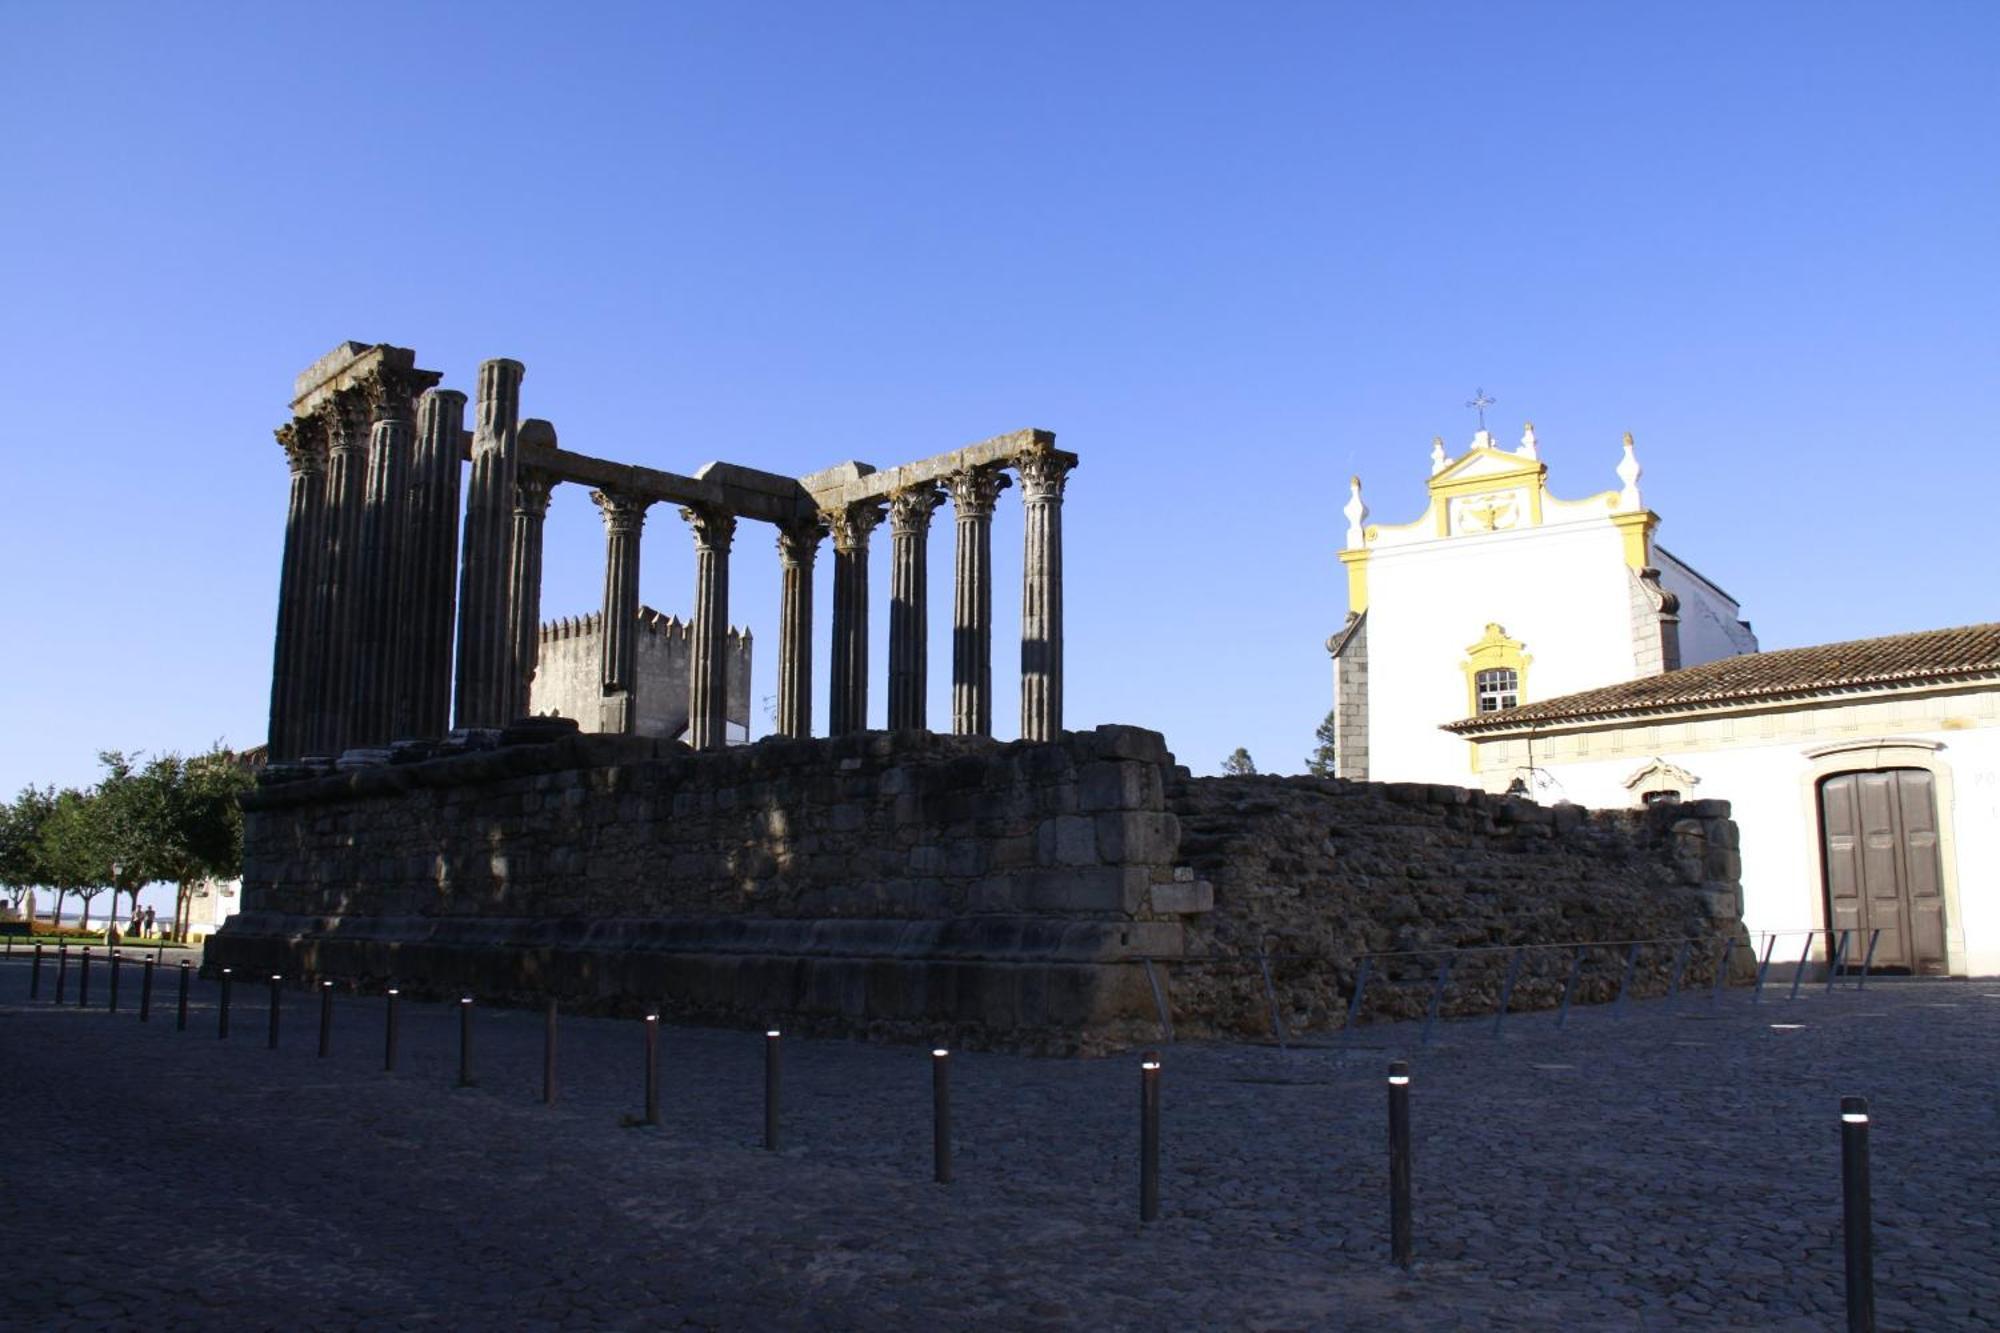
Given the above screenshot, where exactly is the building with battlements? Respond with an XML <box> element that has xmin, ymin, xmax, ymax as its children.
<box><xmin>532</xmin><ymin>607</ymin><xmax>752</xmax><ymax>744</ymax></box>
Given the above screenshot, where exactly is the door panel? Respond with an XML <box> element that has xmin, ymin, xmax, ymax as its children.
<box><xmin>1818</xmin><ymin>768</ymin><xmax>1948</xmax><ymax>975</ymax></box>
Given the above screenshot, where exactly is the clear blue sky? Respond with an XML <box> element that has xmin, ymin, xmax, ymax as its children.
<box><xmin>2</xmin><ymin>1</ymin><xmax>1995</xmax><ymax>837</ymax></box>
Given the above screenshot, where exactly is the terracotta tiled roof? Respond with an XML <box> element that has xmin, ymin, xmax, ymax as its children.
<box><xmin>1444</xmin><ymin>622</ymin><xmax>2000</xmax><ymax>733</ymax></box>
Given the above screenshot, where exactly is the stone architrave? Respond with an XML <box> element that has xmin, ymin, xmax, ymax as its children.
<box><xmin>943</xmin><ymin>467</ymin><xmax>1010</xmax><ymax>737</ymax></box>
<box><xmin>312</xmin><ymin>385</ymin><xmax>373</xmax><ymax>755</ymax></box>
<box><xmin>266</xmin><ymin>416</ymin><xmax>327</xmax><ymax>761</ymax></box>
<box><xmin>399</xmin><ymin>389</ymin><xmax>467</xmax><ymax>741</ymax></box>
<box><xmin>350</xmin><ymin>365</ymin><xmax>439</xmax><ymax>746</ymax></box>
<box><xmin>827</xmin><ymin>501</ymin><xmax>885</xmax><ymax>735</ymax></box>
<box><xmin>592</xmin><ymin>488</ymin><xmax>651</xmax><ymax>733</ymax></box>
<box><xmin>682</xmin><ymin>504</ymin><xmax>737</xmax><ymax>750</ymax></box>
<box><xmin>886</xmin><ymin>485</ymin><xmax>943</xmax><ymax>732</ymax></box>
<box><xmin>508</xmin><ymin>470</ymin><xmax>557</xmax><ymax>721</ymax></box>
<box><xmin>1016</xmin><ymin>446</ymin><xmax>1073</xmax><ymax>742</ymax></box>
<box><xmin>774</xmin><ymin>517</ymin><xmax>825</xmax><ymax>738</ymax></box>
<box><xmin>453</xmin><ymin>359</ymin><xmax>526</xmax><ymax>729</ymax></box>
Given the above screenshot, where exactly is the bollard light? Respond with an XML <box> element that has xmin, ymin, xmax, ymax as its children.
<box><xmin>218</xmin><ymin>967</ymin><xmax>233</xmax><ymax>1039</ymax></box>
<box><xmin>764</xmin><ymin>1030</ymin><xmax>783</xmax><ymax>1151</ymax></box>
<box><xmin>140</xmin><ymin>956</ymin><xmax>155</xmax><ymax>1023</ymax></box>
<box><xmin>384</xmin><ymin>989</ymin><xmax>401</xmax><ymax>1073</ymax></box>
<box><xmin>456</xmin><ymin>997</ymin><xmax>476</xmax><ymax>1088</ymax></box>
<box><xmin>1841</xmin><ymin>1096</ymin><xmax>1874</xmax><ymax>1332</ymax></box>
<box><xmin>1388</xmin><ymin>1059</ymin><xmax>1413</xmax><ymax>1268</ymax></box>
<box><xmin>317</xmin><ymin>981</ymin><xmax>333</xmax><ymax>1058</ymax></box>
<box><xmin>31</xmin><ymin>943</ymin><xmax>44</xmax><ymax>1000</ymax></box>
<box><xmin>643</xmin><ymin>1014</ymin><xmax>661</xmax><ymax>1126</ymax></box>
<box><xmin>932</xmin><ymin>1049</ymin><xmax>952</xmax><ymax>1185</ymax></box>
<box><xmin>78</xmin><ymin>947</ymin><xmax>92</xmax><ymax>1007</ymax></box>
<box><xmin>108</xmin><ymin>950</ymin><xmax>122</xmax><ymax>1013</ymax></box>
<box><xmin>176</xmin><ymin>960</ymin><xmax>190</xmax><ymax>1030</ymax></box>
<box><xmin>1139</xmin><ymin>1055</ymin><xmax>1162</xmax><ymax>1223</ymax></box>
<box><xmin>543</xmin><ymin>998</ymin><xmax>558</xmax><ymax>1106</ymax></box>
<box><xmin>268</xmin><ymin>975</ymin><xmax>282</xmax><ymax>1050</ymax></box>
<box><xmin>56</xmin><ymin>943</ymin><xmax>70</xmax><ymax>1004</ymax></box>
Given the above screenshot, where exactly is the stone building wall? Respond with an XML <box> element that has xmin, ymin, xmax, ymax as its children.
<box><xmin>1164</xmin><ymin>774</ymin><xmax>1747</xmax><ymax>1039</ymax></box>
<box><xmin>530</xmin><ymin>607</ymin><xmax>751</xmax><ymax>742</ymax></box>
<box><xmin>211</xmin><ymin>725</ymin><xmax>1745</xmax><ymax>1049</ymax></box>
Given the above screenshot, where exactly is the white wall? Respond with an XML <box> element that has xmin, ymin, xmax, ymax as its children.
<box><xmin>1654</xmin><ymin>545</ymin><xmax>1758</xmax><ymax>665</ymax></box>
<box><xmin>1365</xmin><ymin>520</ymin><xmax>1638</xmax><ymax>783</ymax></box>
<box><xmin>1470</xmin><ymin>691</ymin><xmax>2000</xmax><ymax>976</ymax></box>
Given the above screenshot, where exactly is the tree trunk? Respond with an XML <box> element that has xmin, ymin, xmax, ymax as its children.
<box><xmin>176</xmin><ymin>882</ymin><xmax>193</xmax><ymax>943</ymax></box>
<box><xmin>53</xmin><ymin>889</ymin><xmax>67</xmax><ymax>931</ymax></box>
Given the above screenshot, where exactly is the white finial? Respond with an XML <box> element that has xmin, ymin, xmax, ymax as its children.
<box><xmin>1518</xmin><ymin>421</ymin><xmax>1538</xmax><ymax>459</ymax></box>
<box><xmin>1429</xmin><ymin>436</ymin><xmax>1448</xmax><ymax>475</ymax></box>
<box><xmin>1617</xmin><ymin>431</ymin><xmax>1642</xmax><ymax>510</ymax></box>
<box><xmin>1343</xmin><ymin>475</ymin><xmax>1369</xmax><ymax>549</ymax></box>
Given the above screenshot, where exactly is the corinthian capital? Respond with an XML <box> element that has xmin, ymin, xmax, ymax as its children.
<box><xmin>362</xmin><ymin>364</ymin><xmax>445</xmax><ymax>425</ymax></box>
<box><xmin>776</xmin><ymin>515</ymin><xmax>828</xmax><ymax>567</ymax></box>
<box><xmin>944</xmin><ymin>466</ymin><xmax>1011</xmax><ymax>519</ymax></box>
<box><xmin>681</xmin><ymin>503</ymin><xmax>738</xmax><ymax>553</ymax></box>
<box><xmin>590</xmin><ymin>488</ymin><xmax>651</xmax><ymax>535</ymax></box>
<box><xmin>514</xmin><ymin>469</ymin><xmax>557</xmax><ymax>519</ymax></box>
<box><xmin>888</xmin><ymin>484</ymin><xmax>944</xmax><ymax>535</ymax></box>
<box><xmin>321</xmin><ymin>385</ymin><xmax>372</xmax><ymax>454</ymax></box>
<box><xmin>1014</xmin><ymin>447</ymin><xmax>1073</xmax><ymax>503</ymax></box>
<box><xmin>275</xmin><ymin>415</ymin><xmax>326</xmax><ymax>474</ymax></box>
<box><xmin>826</xmin><ymin>500</ymin><xmax>886</xmax><ymax>553</ymax></box>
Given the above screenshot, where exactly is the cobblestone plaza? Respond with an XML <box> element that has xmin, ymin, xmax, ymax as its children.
<box><xmin>2</xmin><ymin>958</ymin><xmax>1993</xmax><ymax>1329</ymax></box>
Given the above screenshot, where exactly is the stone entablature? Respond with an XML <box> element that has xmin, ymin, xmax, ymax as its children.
<box><xmin>266</xmin><ymin>342</ymin><xmax>1079</xmax><ymax>766</ymax></box>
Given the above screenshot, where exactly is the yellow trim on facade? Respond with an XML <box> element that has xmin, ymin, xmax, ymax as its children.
<box><xmin>1339</xmin><ymin>548</ymin><xmax>1371</xmax><ymax>613</ymax></box>
<box><xmin>1462</xmin><ymin>623</ymin><xmax>1531</xmax><ymax>769</ymax></box>
<box><xmin>1610</xmin><ymin>510</ymin><xmax>1658</xmax><ymax>570</ymax></box>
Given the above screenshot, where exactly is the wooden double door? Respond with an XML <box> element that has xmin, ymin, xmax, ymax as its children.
<box><xmin>1819</xmin><ymin>768</ymin><xmax>1948</xmax><ymax>975</ymax></box>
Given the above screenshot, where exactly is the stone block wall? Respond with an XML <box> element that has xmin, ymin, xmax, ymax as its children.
<box><xmin>1164</xmin><ymin>774</ymin><xmax>1748</xmax><ymax>1039</ymax></box>
<box><xmin>211</xmin><ymin>724</ymin><xmax>1746</xmax><ymax>1050</ymax></box>
<box><xmin>212</xmin><ymin>725</ymin><xmax>1197</xmax><ymax>1050</ymax></box>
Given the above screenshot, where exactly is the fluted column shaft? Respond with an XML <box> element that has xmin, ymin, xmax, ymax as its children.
<box><xmin>1017</xmin><ymin>450</ymin><xmax>1073</xmax><ymax>742</ymax></box>
<box><xmin>775</xmin><ymin>519</ymin><xmax>824</xmax><ymax>738</ymax></box>
<box><xmin>887</xmin><ymin>486</ymin><xmax>943</xmax><ymax>731</ymax></box>
<box><xmin>508</xmin><ymin>472</ymin><xmax>556</xmax><ymax>720</ymax></box>
<box><xmin>313</xmin><ymin>388</ymin><xmax>370</xmax><ymax>754</ymax></box>
<box><xmin>593</xmin><ymin>489</ymin><xmax>650</xmax><ymax>733</ymax></box>
<box><xmin>267</xmin><ymin>418</ymin><xmax>326</xmax><ymax>760</ymax></box>
<box><xmin>945</xmin><ymin>468</ymin><xmax>1009</xmax><ymax>737</ymax></box>
<box><xmin>350</xmin><ymin>380</ymin><xmax>420</xmax><ymax>746</ymax></box>
<box><xmin>827</xmin><ymin>501</ymin><xmax>884</xmax><ymax>736</ymax></box>
<box><xmin>400</xmin><ymin>389</ymin><xmax>466</xmax><ymax>740</ymax></box>
<box><xmin>453</xmin><ymin>359</ymin><xmax>525</xmax><ymax>729</ymax></box>
<box><xmin>683</xmin><ymin>505</ymin><xmax>737</xmax><ymax>750</ymax></box>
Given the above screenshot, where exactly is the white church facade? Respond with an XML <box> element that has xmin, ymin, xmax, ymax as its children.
<box><xmin>1330</xmin><ymin>421</ymin><xmax>1999</xmax><ymax>977</ymax></box>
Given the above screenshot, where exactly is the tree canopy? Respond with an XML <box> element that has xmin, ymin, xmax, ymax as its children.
<box><xmin>1305</xmin><ymin>709</ymin><xmax>1338</xmax><ymax>777</ymax></box>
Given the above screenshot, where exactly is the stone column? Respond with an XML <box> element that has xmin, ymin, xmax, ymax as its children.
<box><xmin>886</xmin><ymin>485</ymin><xmax>943</xmax><ymax>731</ymax></box>
<box><xmin>349</xmin><ymin>370</ymin><xmax>431</xmax><ymax>747</ymax></box>
<box><xmin>592</xmin><ymin>488</ymin><xmax>651</xmax><ymax>733</ymax></box>
<box><xmin>943</xmin><ymin>467</ymin><xmax>1009</xmax><ymax>737</ymax></box>
<box><xmin>312</xmin><ymin>386</ymin><xmax>371</xmax><ymax>755</ymax></box>
<box><xmin>266</xmin><ymin>416</ymin><xmax>326</xmax><ymax>761</ymax></box>
<box><xmin>826</xmin><ymin>500</ymin><xmax>885</xmax><ymax>736</ymax></box>
<box><xmin>682</xmin><ymin>504</ymin><xmax>737</xmax><ymax>750</ymax></box>
<box><xmin>453</xmin><ymin>358</ymin><xmax>525</xmax><ymax>729</ymax></box>
<box><xmin>1016</xmin><ymin>447</ymin><xmax>1073</xmax><ymax>742</ymax></box>
<box><xmin>508</xmin><ymin>471</ymin><xmax>556</xmax><ymax>721</ymax></box>
<box><xmin>774</xmin><ymin>517</ymin><xmax>825</xmax><ymax>738</ymax></box>
<box><xmin>399</xmin><ymin>389</ymin><xmax>466</xmax><ymax>741</ymax></box>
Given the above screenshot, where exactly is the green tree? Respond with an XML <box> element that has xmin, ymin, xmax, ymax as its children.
<box><xmin>37</xmin><ymin>787</ymin><xmax>113</xmax><ymax>931</ymax></box>
<box><xmin>1220</xmin><ymin>747</ymin><xmax>1257</xmax><ymax>776</ymax></box>
<box><xmin>125</xmin><ymin>747</ymin><xmax>253</xmax><ymax>942</ymax></box>
<box><xmin>1305</xmin><ymin>710</ymin><xmax>1338</xmax><ymax>777</ymax></box>
<box><xmin>93</xmin><ymin>752</ymin><xmax>154</xmax><ymax>930</ymax></box>
<box><xmin>0</xmin><ymin>785</ymin><xmax>56</xmax><ymax>915</ymax></box>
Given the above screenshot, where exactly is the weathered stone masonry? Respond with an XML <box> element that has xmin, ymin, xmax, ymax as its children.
<box><xmin>213</xmin><ymin>724</ymin><xmax>1744</xmax><ymax>1046</ymax></box>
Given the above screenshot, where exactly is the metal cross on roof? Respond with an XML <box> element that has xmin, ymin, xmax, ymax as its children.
<box><xmin>1465</xmin><ymin>388</ymin><xmax>1496</xmax><ymax>431</ymax></box>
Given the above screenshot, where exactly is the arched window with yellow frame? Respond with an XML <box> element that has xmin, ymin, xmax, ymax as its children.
<box><xmin>1462</xmin><ymin>623</ymin><xmax>1531</xmax><ymax>716</ymax></box>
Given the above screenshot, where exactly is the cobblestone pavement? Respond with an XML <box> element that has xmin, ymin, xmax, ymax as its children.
<box><xmin>1</xmin><ymin>955</ymin><xmax>1995</xmax><ymax>1330</ymax></box>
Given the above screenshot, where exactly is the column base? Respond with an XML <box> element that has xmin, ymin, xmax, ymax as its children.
<box><xmin>600</xmin><ymin>691</ymin><xmax>635</xmax><ymax>735</ymax></box>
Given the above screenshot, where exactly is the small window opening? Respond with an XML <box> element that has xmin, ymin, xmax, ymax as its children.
<box><xmin>1475</xmin><ymin>667</ymin><xmax>1519</xmax><ymax>713</ymax></box>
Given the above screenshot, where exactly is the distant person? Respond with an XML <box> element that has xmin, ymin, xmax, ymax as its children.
<box><xmin>129</xmin><ymin>906</ymin><xmax>144</xmax><ymax>938</ymax></box>
<box><xmin>143</xmin><ymin>906</ymin><xmax>157</xmax><ymax>938</ymax></box>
